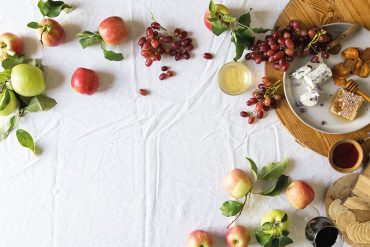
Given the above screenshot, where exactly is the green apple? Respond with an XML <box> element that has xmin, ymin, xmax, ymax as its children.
<box><xmin>0</xmin><ymin>90</ymin><xmax>18</xmax><ymax>116</ymax></box>
<box><xmin>261</xmin><ymin>209</ymin><xmax>289</xmax><ymax>237</ymax></box>
<box><xmin>11</xmin><ymin>64</ymin><xmax>45</xmax><ymax>97</ymax></box>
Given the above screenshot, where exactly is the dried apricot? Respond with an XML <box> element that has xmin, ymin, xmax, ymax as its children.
<box><xmin>343</xmin><ymin>59</ymin><xmax>358</xmax><ymax>73</ymax></box>
<box><xmin>332</xmin><ymin>63</ymin><xmax>350</xmax><ymax>78</ymax></box>
<box><xmin>333</xmin><ymin>77</ymin><xmax>346</xmax><ymax>86</ymax></box>
<box><xmin>355</xmin><ymin>63</ymin><xmax>370</xmax><ymax>78</ymax></box>
<box><xmin>361</xmin><ymin>47</ymin><xmax>370</xmax><ymax>64</ymax></box>
<box><xmin>342</xmin><ymin>47</ymin><xmax>360</xmax><ymax>59</ymax></box>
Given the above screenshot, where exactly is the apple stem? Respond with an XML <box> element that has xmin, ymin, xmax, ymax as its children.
<box><xmin>19</xmin><ymin>108</ymin><xmax>25</xmax><ymax>117</ymax></box>
<box><xmin>39</xmin><ymin>27</ymin><xmax>46</xmax><ymax>46</ymax></box>
<box><xmin>0</xmin><ymin>42</ymin><xmax>6</xmax><ymax>49</ymax></box>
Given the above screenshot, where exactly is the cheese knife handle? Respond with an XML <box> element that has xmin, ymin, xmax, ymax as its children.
<box><xmin>327</xmin><ymin>24</ymin><xmax>361</xmax><ymax>50</ymax></box>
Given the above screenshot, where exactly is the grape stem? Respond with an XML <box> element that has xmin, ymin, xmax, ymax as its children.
<box><xmin>307</xmin><ymin>30</ymin><xmax>326</xmax><ymax>53</ymax></box>
<box><xmin>265</xmin><ymin>80</ymin><xmax>282</xmax><ymax>98</ymax></box>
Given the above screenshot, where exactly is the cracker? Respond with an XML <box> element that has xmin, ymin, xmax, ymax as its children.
<box><xmin>336</xmin><ymin>210</ymin><xmax>356</xmax><ymax>231</ymax></box>
<box><xmin>329</xmin><ymin>199</ymin><xmax>343</xmax><ymax>220</ymax></box>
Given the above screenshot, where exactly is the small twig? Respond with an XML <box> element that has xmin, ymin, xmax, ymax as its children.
<box><xmin>236</xmin><ymin>22</ymin><xmax>250</xmax><ymax>30</ymax></box>
<box><xmin>227</xmin><ymin>193</ymin><xmax>250</xmax><ymax>229</ymax></box>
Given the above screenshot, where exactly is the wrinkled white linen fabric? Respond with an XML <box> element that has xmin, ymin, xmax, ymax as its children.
<box><xmin>0</xmin><ymin>0</ymin><xmax>349</xmax><ymax>246</ymax></box>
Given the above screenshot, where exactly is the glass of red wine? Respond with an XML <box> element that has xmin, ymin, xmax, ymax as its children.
<box><xmin>305</xmin><ymin>217</ymin><xmax>343</xmax><ymax>247</ymax></box>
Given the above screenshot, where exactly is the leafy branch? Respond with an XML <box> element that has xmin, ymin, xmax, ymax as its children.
<box><xmin>37</xmin><ymin>0</ymin><xmax>72</xmax><ymax>18</ymax></box>
<box><xmin>0</xmin><ymin>55</ymin><xmax>56</xmax><ymax>153</ymax></box>
<box><xmin>27</xmin><ymin>0</ymin><xmax>73</xmax><ymax>45</ymax></box>
<box><xmin>76</xmin><ymin>31</ymin><xmax>124</xmax><ymax>61</ymax></box>
<box><xmin>220</xmin><ymin>158</ymin><xmax>290</xmax><ymax>228</ymax></box>
<box><xmin>208</xmin><ymin>0</ymin><xmax>272</xmax><ymax>61</ymax></box>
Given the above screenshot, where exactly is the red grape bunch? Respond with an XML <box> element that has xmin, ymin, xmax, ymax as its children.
<box><xmin>241</xmin><ymin>76</ymin><xmax>282</xmax><ymax>124</ymax></box>
<box><xmin>245</xmin><ymin>20</ymin><xmax>333</xmax><ymax>71</ymax></box>
<box><xmin>138</xmin><ymin>22</ymin><xmax>195</xmax><ymax>67</ymax></box>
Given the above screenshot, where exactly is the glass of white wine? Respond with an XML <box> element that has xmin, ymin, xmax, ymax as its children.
<box><xmin>218</xmin><ymin>61</ymin><xmax>252</xmax><ymax>95</ymax></box>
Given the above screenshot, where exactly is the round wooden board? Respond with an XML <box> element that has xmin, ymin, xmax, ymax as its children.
<box><xmin>265</xmin><ymin>0</ymin><xmax>370</xmax><ymax>157</ymax></box>
<box><xmin>325</xmin><ymin>173</ymin><xmax>370</xmax><ymax>247</ymax></box>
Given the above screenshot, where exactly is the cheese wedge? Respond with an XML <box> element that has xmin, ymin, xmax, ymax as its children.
<box><xmin>344</xmin><ymin>196</ymin><xmax>370</xmax><ymax>210</ymax></box>
<box><xmin>353</xmin><ymin>175</ymin><xmax>370</xmax><ymax>202</ymax></box>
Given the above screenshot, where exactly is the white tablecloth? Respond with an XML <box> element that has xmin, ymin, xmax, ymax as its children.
<box><xmin>0</xmin><ymin>0</ymin><xmax>349</xmax><ymax>246</ymax></box>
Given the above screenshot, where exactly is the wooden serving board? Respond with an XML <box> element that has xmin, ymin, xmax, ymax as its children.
<box><xmin>325</xmin><ymin>164</ymin><xmax>370</xmax><ymax>246</ymax></box>
<box><xmin>265</xmin><ymin>0</ymin><xmax>370</xmax><ymax>157</ymax></box>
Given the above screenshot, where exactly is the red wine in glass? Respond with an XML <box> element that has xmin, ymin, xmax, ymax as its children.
<box><xmin>305</xmin><ymin>217</ymin><xmax>343</xmax><ymax>247</ymax></box>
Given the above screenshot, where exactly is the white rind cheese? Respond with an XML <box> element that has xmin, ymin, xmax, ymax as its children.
<box><xmin>300</xmin><ymin>89</ymin><xmax>320</xmax><ymax>106</ymax></box>
<box><xmin>303</xmin><ymin>63</ymin><xmax>332</xmax><ymax>89</ymax></box>
<box><xmin>290</xmin><ymin>65</ymin><xmax>313</xmax><ymax>79</ymax></box>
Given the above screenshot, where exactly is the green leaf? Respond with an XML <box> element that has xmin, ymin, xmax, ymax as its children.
<box><xmin>209</xmin><ymin>0</ymin><xmax>217</xmax><ymax>14</ymax></box>
<box><xmin>259</xmin><ymin>159</ymin><xmax>289</xmax><ymax>181</ymax></box>
<box><xmin>38</xmin><ymin>0</ymin><xmax>73</xmax><ymax>18</ymax></box>
<box><xmin>255</xmin><ymin>230</ymin><xmax>272</xmax><ymax>246</ymax></box>
<box><xmin>79</xmin><ymin>37</ymin><xmax>95</xmax><ymax>49</ymax></box>
<box><xmin>281</xmin><ymin>213</ymin><xmax>288</xmax><ymax>223</ymax></box>
<box><xmin>207</xmin><ymin>17</ymin><xmax>217</xmax><ymax>22</ymax></box>
<box><xmin>18</xmin><ymin>95</ymin><xmax>33</xmax><ymax>105</ymax></box>
<box><xmin>76</xmin><ymin>31</ymin><xmax>97</xmax><ymax>37</ymax></box>
<box><xmin>10</xmin><ymin>116</ymin><xmax>19</xmax><ymax>128</ymax></box>
<box><xmin>238</xmin><ymin>10</ymin><xmax>252</xmax><ymax>27</ymax></box>
<box><xmin>77</xmin><ymin>31</ymin><xmax>102</xmax><ymax>49</ymax></box>
<box><xmin>220</xmin><ymin>200</ymin><xmax>244</xmax><ymax>217</ymax></box>
<box><xmin>0</xmin><ymin>117</ymin><xmax>13</xmax><ymax>141</ymax></box>
<box><xmin>278</xmin><ymin>236</ymin><xmax>293</xmax><ymax>247</ymax></box>
<box><xmin>25</xmin><ymin>95</ymin><xmax>57</xmax><ymax>112</ymax></box>
<box><xmin>282</xmin><ymin>230</ymin><xmax>289</xmax><ymax>236</ymax></box>
<box><xmin>233</xmin><ymin>39</ymin><xmax>244</xmax><ymax>62</ymax></box>
<box><xmin>231</xmin><ymin>28</ymin><xmax>255</xmax><ymax>61</ymax></box>
<box><xmin>2</xmin><ymin>55</ymin><xmax>34</xmax><ymax>70</ymax></box>
<box><xmin>211</xmin><ymin>19</ymin><xmax>228</xmax><ymax>36</ymax></box>
<box><xmin>222</xmin><ymin>14</ymin><xmax>237</xmax><ymax>23</ymax></box>
<box><xmin>246</xmin><ymin>158</ymin><xmax>258</xmax><ymax>181</ymax></box>
<box><xmin>0</xmin><ymin>89</ymin><xmax>10</xmax><ymax>111</ymax></box>
<box><xmin>103</xmin><ymin>49</ymin><xmax>124</xmax><ymax>61</ymax></box>
<box><xmin>252</xmin><ymin>27</ymin><xmax>272</xmax><ymax>33</ymax></box>
<box><xmin>0</xmin><ymin>70</ymin><xmax>11</xmax><ymax>83</ymax></box>
<box><xmin>261</xmin><ymin>222</ymin><xmax>273</xmax><ymax>231</ymax></box>
<box><xmin>261</xmin><ymin>175</ymin><xmax>290</xmax><ymax>196</ymax></box>
<box><xmin>101</xmin><ymin>42</ymin><xmax>124</xmax><ymax>61</ymax></box>
<box><xmin>272</xmin><ymin>238</ymin><xmax>280</xmax><ymax>247</ymax></box>
<box><xmin>27</xmin><ymin>22</ymin><xmax>41</xmax><ymax>29</ymax></box>
<box><xmin>235</xmin><ymin>28</ymin><xmax>255</xmax><ymax>48</ymax></box>
<box><xmin>16</xmin><ymin>129</ymin><xmax>36</xmax><ymax>153</ymax></box>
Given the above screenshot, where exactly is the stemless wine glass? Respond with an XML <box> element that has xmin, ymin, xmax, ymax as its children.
<box><xmin>218</xmin><ymin>61</ymin><xmax>252</xmax><ymax>95</ymax></box>
<box><xmin>305</xmin><ymin>217</ymin><xmax>343</xmax><ymax>247</ymax></box>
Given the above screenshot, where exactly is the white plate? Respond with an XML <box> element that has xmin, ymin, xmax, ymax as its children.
<box><xmin>283</xmin><ymin>23</ymin><xmax>370</xmax><ymax>134</ymax></box>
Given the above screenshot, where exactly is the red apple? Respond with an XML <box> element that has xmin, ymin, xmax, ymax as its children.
<box><xmin>223</xmin><ymin>169</ymin><xmax>252</xmax><ymax>199</ymax></box>
<box><xmin>204</xmin><ymin>4</ymin><xmax>230</xmax><ymax>31</ymax></box>
<box><xmin>285</xmin><ymin>180</ymin><xmax>315</xmax><ymax>209</ymax></box>
<box><xmin>187</xmin><ymin>230</ymin><xmax>213</xmax><ymax>247</ymax></box>
<box><xmin>71</xmin><ymin>68</ymin><xmax>99</xmax><ymax>95</ymax></box>
<box><xmin>98</xmin><ymin>16</ymin><xmax>128</xmax><ymax>45</ymax></box>
<box><xmin>38</xmin><ymin>18</ymin><xmax>65</xmax><ymax>47</ymax></box>
<box><xmin>0</xmin><ymin>32</ymin><xmax>24</xmax><ymax>60</ymax></box>
<box><xmin>226</xmin><ymin>225</ymin><xmax>250</xmax><ymax>247</ymax></box>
